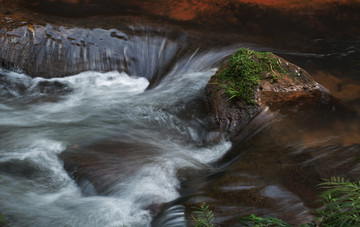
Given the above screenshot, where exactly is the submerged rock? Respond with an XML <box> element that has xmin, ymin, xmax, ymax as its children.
<box><xmin>205</xmin><ymin>48</ymin><xmax>356</xmax><ymax>140</ymax></box>
<box><xmin>30</xmin><ymin>80</ymin><xmax>72</xmax><ymax>96</ymax></box>
<box><xmin>0</xmin><ymin>72</ymin><xmax>28</xmax><ymax>97</ymax></box>
<box><xmin>0</xmin><ymin>70</ymin><xmax>72</xmax><ymax>99</ymax></box>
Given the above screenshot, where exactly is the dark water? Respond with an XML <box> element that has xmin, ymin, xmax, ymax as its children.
<box><xmin>1</xmin><ymin>2</ymin><xmax>360</xmax><ymax>227</ymax></box>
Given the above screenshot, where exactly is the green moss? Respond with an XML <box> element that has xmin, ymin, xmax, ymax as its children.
<box><xmin>216</xmin><ymin>48</ymin><xmax>286</xmax><ymax>104</ymax></box>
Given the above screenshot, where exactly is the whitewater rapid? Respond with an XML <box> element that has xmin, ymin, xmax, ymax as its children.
<box><xmin>0</xmin><ymin>48</ymin><xmax>236</xmax><ymax>226</ymax></box>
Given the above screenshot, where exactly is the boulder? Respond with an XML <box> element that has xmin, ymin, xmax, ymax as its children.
<box><xmin>0</xmin><ymin>23</ymin><xmax>188</xmax><ymax>82</ymax></box>
<box><xmin>205</xmin><ymin>48</ymin><xmax>356</xmax><ymax>140</ymax></box>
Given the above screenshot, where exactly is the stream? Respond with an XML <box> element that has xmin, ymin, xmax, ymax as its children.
<box><xmin>0</xmin><ymin>4</ymin><xmax>360</xmax><ymax>227</ymax></box>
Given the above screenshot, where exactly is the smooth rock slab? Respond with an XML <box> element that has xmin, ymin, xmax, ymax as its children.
<box><xmin>0</xmin><ymin>24</ymin><xmax>187</xmax><ymax>84</ymax></box>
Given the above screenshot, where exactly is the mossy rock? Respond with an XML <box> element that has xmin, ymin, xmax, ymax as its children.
<box><xmin>215</xmin><ymin>48</ymin><xmax>289</xmax><ymax>104</ymax></box>
<box><xmin>205</xmin><ymin>48</ymin><xmax>353</xmax><ymax>139</ymax></box>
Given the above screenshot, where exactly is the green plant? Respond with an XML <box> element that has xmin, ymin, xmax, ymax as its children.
<box><xmin>192</xmin><ymin>177</ymin><xmax>360</xmax><ymax>226</ymax></box>
<box><xmin>216</xmin><ymin>48</ymin><xmax>286</xmax><ymax>104</ymax></box>
<box><xmin>192</xmin><ymin>202</ymin><xmax>215</xmax><ymax>227</ymax></box>
<box><xmin>0</xmin><ymin>212</ymin><xmax>7</xmax><ymax>226</ymax></box>
<box><xmin>238</xmin><ymin>177</ymin><xmax>360</xmax><ymax>227</ymax></box>
<box><xmin>239</xmin><ymin>214</ymin><xmax>291</xmax><ymax>227</ymax></box>
<box><xmin>239</xmin><ymin>214</ymin><xmax>318</xmax><ymax>227</ymax></box>
<box><xmin>317</xmin><ymin>177</ymin><xmax>360</xmax><ymax>226</ymax></box>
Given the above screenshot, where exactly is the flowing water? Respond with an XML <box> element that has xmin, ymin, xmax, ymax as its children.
<box><xmin>0</xmin><ymin>19</ymin><xmax>359</xmax><ymax>227</ymax></box>
<box><xmin>0</xmin><ymin>40</ymin><xmax>245</xmax><ymax>226</ymax></box>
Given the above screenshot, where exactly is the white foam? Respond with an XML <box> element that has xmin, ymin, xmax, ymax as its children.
<box><xmin>31</xmin><ymin>70</ymin><xmax>149</xmax><ymax>96</ymax></box>
<box><xmin>116</xmin><ymin>159</ymin><xmax>181</xmax><ymax>205</ymax></box>
<box><xmin>0</xmin><ymin>71</ymin><xmax>150</xmax><ymax>126</ymax></box>
<box><xmin>148</xmin><ymin>70</ymin><xmax>216</xmax><ymax>104</ymax></box>
<box><xmin>0</xmin><ymin>183</ymin><xmax>152</xmax><ymax>227</ymax></box>
<box><xmin>0</xmin><ymin>138</ymin><xmax>71</xmax><ymax>187</ymax></box>
<box><xmin>0</xmin><ymin>138</ymin><xmax>65</xmax><ymax>161</ymax></box>
<box><xmin>0</xmin><ymin>68</ymin><xmax>32</xmax><ymax>83</ymax></box>
<box><xmin>0</xmin><ymin>52</ymin><xmax>234</xmax><ymax>227</ymax></box>
<box><xmin>192</xmin><ymin>140</ymin><xmax>232</xmax><ymax>164</ymax></box>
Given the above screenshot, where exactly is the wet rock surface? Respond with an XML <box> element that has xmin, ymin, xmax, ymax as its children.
<box><xmin>0</xmin><ymin>0</ymin><xmax>359</xmax><ymax>82</ymax></box>
<box><xmin>0</xmin><ymin>24</ymin><xmax>189</xmax><ymax>81</ymax></box>
<box><xmin>10</xmin><ymin>0</ymin><xmax>360</xmax><ymax>41</ymax></box>
<box><xmin>1</xmin><ymin>0</ymin><xmax>359</xmax><ymax>58</ymax></box>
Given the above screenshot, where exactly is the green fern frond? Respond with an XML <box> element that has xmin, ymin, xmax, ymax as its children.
<box><xmin>239</xmin><ymin>214</ymin><xmax>291</xmax><ymax>227</ymax></box>
<box><xmin>192</xmin><ymin>202</ymin><xmax>215</xmax><ymax>227</ymax></box>
<box><xmin>317</xmin><ymin>177</ymin><xmax>360</xmax><ymax>226</ymax></box>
